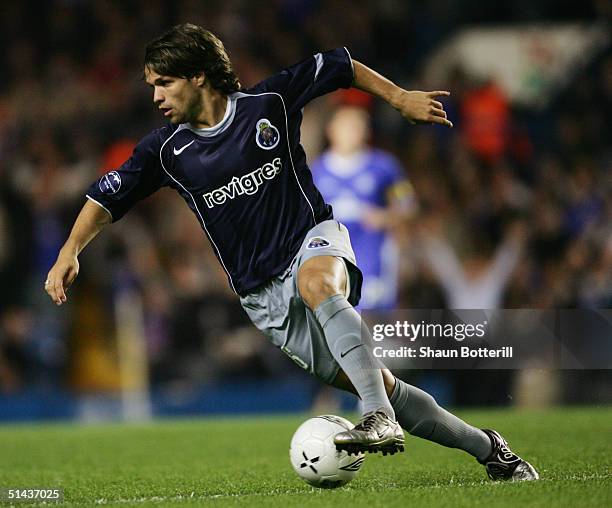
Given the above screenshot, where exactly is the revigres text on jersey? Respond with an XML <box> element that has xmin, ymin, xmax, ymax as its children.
<box><xmin>203</xmin><ymin>157</ymin><xmax>282</xmax><ymax>208</ymax></box>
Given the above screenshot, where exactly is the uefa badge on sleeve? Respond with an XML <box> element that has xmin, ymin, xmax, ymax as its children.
<box><xmin>98</xmin><ymin>171</ymin><xmax>122</xmax><ymax>195</ymax></box>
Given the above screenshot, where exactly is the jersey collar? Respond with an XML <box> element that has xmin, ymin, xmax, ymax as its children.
<box><xmin>184</xmin><ymin>94</ymin><xmax>237</xmax><ymax>138</ymax></box>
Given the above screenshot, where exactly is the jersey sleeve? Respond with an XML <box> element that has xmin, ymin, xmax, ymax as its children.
<box><xmin>85</xmin><ymin>130</ymin><xmax>170</xmax><ymax>222</ymax></box>
<box><xmin>252</xmin><ymin>47</ymin><xmax>354</xmax><ymax>114</ymax></box>
<box><xmin>380</xmin><ymin>153</ymin><xmax>417</xmax><ymax>213</ymax></box>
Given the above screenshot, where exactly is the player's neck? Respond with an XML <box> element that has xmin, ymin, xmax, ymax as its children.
<box><xmin>330</xmin><ymin>147</ymin><xmax>367</xmax><ymax>158</ymax></box>
<box><xmin>191</xmin><ymin>87</ymin><xmax>228</xmax><ymax>129</ymax></box>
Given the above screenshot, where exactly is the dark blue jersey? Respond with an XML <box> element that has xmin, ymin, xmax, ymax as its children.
<box><xmin>86</xmin><ymin>47</ymin><xmax>354</xmax><ymax>294</ymax></box>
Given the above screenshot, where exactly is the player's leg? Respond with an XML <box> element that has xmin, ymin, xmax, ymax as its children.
<box><xmin>330</xmin><ymin>368</ymin><xmax>490</xmax><ymax>457</ymax></box>
<box><xmin>389</xmin><ymin>374</ymin><xmax>538</xmax><ymax>480</ymax></box>
<box><xmin>298</xmin><ymin>255</ymin><xmax>404</xmax><ymax>454</ymax></box>
<box><xmin>332</xmin><ymin>369</ymin><xmax>539</xmax><ymax>480</ymax></box>
<box><xmin>298</xmin><ymin>256</ymin><xmax>392</xmax><ymax>416</ymax></box>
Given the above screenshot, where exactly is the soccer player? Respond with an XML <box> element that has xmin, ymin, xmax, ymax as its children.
<box><xmin>44</xmin><ymin>24</ymin><xmax>538</xmax><ymax>480</ymax></box>
<box><xmin>312</xmin><ymin>104</ymin><xmax>416</xmax><ymax>310</ymax></box>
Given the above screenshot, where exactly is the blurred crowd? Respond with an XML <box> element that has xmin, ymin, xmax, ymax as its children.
<box><xmin>0</xmin><ymin>1</ymin><xmax>610</xmax><ymax>400</ymax></box>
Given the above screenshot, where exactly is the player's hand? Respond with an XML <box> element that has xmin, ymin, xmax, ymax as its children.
<box><xmin>44</xmin><ymin>252</ymin><xmax>79</xmax><ymax>306</ymax></box>
<box><xmin>393</xmin><ymin>90</ymin><xmax>453</xmax><ymax>128</ymax></box>
<box><xmin>361</xmin><ymin>206</ymin><xmax>388</xmax><ymax>231</ymax></box>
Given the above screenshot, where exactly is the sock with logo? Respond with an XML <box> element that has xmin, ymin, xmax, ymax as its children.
<box><xmin>389</xmin><ymin>377</ymin><xmax>492</xmax><ymax>460</ymax></box>
<box><xmin>314</xmin><ymin>294</ymin><xmax>395</xmax><ymax>418</ymax></box>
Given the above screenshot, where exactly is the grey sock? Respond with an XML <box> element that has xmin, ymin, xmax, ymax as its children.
<box><xmin>390</xmin><ymin>378</ymin><xmax>492</xmax><ymax>461</ymax></box>
<box><xmin>315</xmin><ymin>294</ymin><xmax>394</xmax><ymax>418</ymax></box>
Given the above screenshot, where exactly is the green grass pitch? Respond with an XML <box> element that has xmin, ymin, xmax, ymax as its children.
<box><xmin>0</xmin><ymin>406</ymin><xmax>610</xmax><ymax>507</ymax></box>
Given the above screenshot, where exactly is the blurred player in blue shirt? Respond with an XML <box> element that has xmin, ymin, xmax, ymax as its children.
<box><xmin>313</xmin><ymin>105</ymin><xmax>416</xmax><ymax>310</ymax></box>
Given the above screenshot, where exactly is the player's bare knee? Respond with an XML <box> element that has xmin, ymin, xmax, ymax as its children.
<box><xmin>298</xmin><ymin>270</ymin><xmax>342</xmax><ymax>310</ymax></box>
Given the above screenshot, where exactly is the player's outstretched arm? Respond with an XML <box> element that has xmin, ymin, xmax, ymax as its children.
<box><xmin>352</xmin><ymin>60</ymin><xmax>453</xmax><ymax>128</ymax></box>
<box><xmin>45</xmin><ymin>200</ymin><xmax>112</xmax><ymax>306</ymax></box>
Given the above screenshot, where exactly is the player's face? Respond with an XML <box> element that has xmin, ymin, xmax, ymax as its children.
<box><xmin>327</xmin><ymin>106</ymin><xmax>370</xmax><ymax>154</ymax></box>
<box><xmin>144</xmin><ymin>67</ymin><xmax>203</xmax><ymax>124</ymax></box>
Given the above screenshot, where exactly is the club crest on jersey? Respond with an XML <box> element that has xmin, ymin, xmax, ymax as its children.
<box><xmin>307</xmin><ymin>237</ymin><xmax>330</xmax><ymax>249</ymax></box>
<box><xmin>255</xmin><ymin>118</ymin><xmax>280</xmax><ymax>150</ymax></box>
<box><xmin>99</xmin><ymin>171</ymin><xmax>121</xmax><ymax>194</ymax></box>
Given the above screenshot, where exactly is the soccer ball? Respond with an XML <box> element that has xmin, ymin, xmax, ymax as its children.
<box><xmin>289</xmin><ymin>415</ymin><xmax>365</xmax><ymax>489</ymax></box>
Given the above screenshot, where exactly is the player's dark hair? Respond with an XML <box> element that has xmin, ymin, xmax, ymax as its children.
<box><xmin>144</xmin><ymin>23</ymin><xmax>241</xmax><ymax>94</ymax></box>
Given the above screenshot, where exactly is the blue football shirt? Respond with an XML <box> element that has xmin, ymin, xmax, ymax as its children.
<box><xmin>312</xmin><ymin>149</ymin><xmax>413</xmax><ymax>309</ymax></box>
<box><xmin>86</xmin><ymin>48</ymin><xmax>354</xmax><ymax>294</ymax></box>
